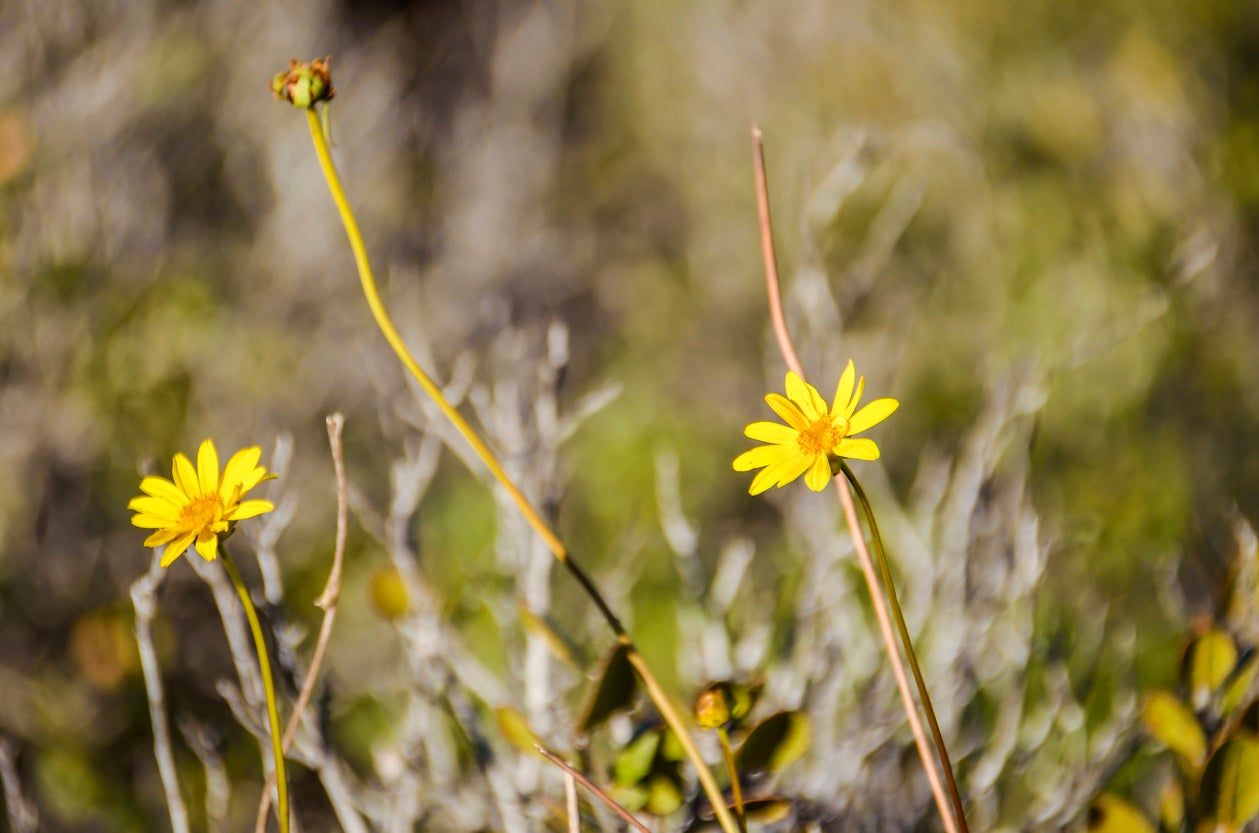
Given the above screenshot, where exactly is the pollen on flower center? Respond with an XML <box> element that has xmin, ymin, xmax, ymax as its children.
<box><xmin>179</xmin><ymin>495</ymin><xmax>223</xmax><ymax>532</ymax></box>
<box><xmin>798</xmin><ymin>417</ymin><xmax>847</xmax><ymax>456</ymax></box>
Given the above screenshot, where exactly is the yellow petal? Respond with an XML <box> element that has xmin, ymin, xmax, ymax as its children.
<box><xmin>832</xmin><ymin>360</ymin><xmax>856</xmax><ymax>415</ymax></box>
<box><xmin>220</xmin><ymin>446</ymin><xmax>262</xmax><ymax>499</ymax></box>
<box><xmin>805</xmin><ymin>455</ymin><xmax>833</xmax><ymax>491</ymax></box>
<box><xmin>227</xmin><ymin>499</ymin><xmax>274</xmax><ymax>521</ymax></box>
<box><xmin>173</xmin><ymin>453</ymin><xmax>200</xmax><ymax>498</ymax></box>
<box><xmin>196</xmin><ymin>439</ymin><xmax>220</xmax><ymax>496</ymax></box>
<box><xmin>774</xmin><ymin>453</ymin><xmax>813</xmax><ymax>487</ymax></box>
<box><xmin>765</xmin><ymin>394</ymin><xmax>810</xmax><ymax>431</ymax></box>
<box><xmin>836</xmin><ymin>437</ymin><xmax>880</xmax><ymax>460</ymax></box>
<box><xmin>128</xmin><ymin>496</ymin><xmax>181</xmax><ymax>520</ymax></box>
<box><xmin>733</xmin><ymin>444</ymin><xmax>794</xmax><ymax>472</ymax></box>
<box><xmin>161</xmin><ymin>534</ymin><xmax>195</xmax><ymax>567</ymax></box>
<box><xmin>144</xmin><ymin>528</ymin><xmax>181</xmax><ymax>547</ymax></box>
<box><xmin>844</xmin><ymin>376</ymin><xmax>866</xmax><ymax>418</ymax></box>
<box><xmin>785</xmin><ymin>372</ymin><xmax>828</xmax><ymax>420</ymax></box>
<box><xmin>848</xmin><ymin>398</ymin><xmax>899</xmax><ymax>436</ymax></box>
<box><xmin>195</xmin><ymin>531</ymin><xmax>219</xmax><ymax>562</ymax></box>
<box><xmin>237</xmin><ymin>466</ymin><xmax>273</xmax><ymax>496</ymax></box>
<box><xmin>131</xmin><ymin>514</ymin><xmax>174</xmax><ymax>529</ymax></box>
<box><xmin>744</xmin><ymin>421</ymin><xmax>798</xmax><ymax>444</ymax></box>
<box><xmin>139</xmin><ymin>476</ymin><xmax>187</xmax><ymax>504</ymax></box>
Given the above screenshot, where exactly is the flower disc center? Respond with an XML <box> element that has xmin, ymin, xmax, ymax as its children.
<box><xmin>179</xmin><ymin>495</ymin><xmax>222</xmax><ymax>533</ymax></box>
<box><xmin>799</xmin><ymin>417</ymin><xmax>847</xmax><ymax>456</ymax></box>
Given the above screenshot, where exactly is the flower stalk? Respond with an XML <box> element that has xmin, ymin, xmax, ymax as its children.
<box><xmin>716</xmin><ymin>728</ymin><xmax>746</xmax><ymax>833</ymax></box>
<box><xmin>222</xmin><ymin>546</ymin><xmax>289</xmax><ymax>833</ymax></box>
<box><xmin>295</xmin><ymin>98</ymin><xmax>740</xmax><ymax>833</ymax></box>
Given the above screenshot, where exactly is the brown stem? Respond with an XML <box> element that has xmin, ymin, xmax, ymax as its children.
<box><xmin>751</xmin><ymin>124</ymin><xmax>961</xmax><ymax>833</ymax></box>
<box><xmin>254</xmin><ymin>414</ymin><xmax>350</xmax><ymax>833</ymax></box>
<box><xmin>535</xmin><ymin>746</ymin><xmax>652</xmax><ymax>833</ymax></box>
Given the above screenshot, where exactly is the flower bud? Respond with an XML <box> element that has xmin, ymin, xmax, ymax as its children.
<box><xmin>271</xmin><ymin>58</ymin><xmax>335</xmax><ymax>109</ymax></box>
<box><xmin>695</xmin><ymin>685</ymin><xmax>731</xmax><ymax>729</ymax></box>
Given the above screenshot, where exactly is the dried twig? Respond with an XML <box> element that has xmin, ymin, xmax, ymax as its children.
<box><xmin>751</xmin><ymin>124</ymin><xmax>960</xmax><ymax>833</ymax></box>
<box><xmin>535</xmin><ymin>746</ymin><xmax>651</xmax><ymax>833</ymax></box>
<box><xmin>254</xmin><ymin>414</ymin><xmax>351</xmax><ymax>833</ymax></box>
<box><xmin>131</xmin><ymin>549</ymin><xmax>191</xmax><ymax>833</ymax></box>
<box><xmin>0</xmin><ymin>737</ymin><xmax>37</xmax><ymax>833</ymax></box>
<box><xmin>178</xmin><ymin>718</ymin><xmax>230</xmax><ymax>833</ymax></box>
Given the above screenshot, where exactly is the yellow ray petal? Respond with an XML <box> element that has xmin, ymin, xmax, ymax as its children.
<box><xmin>131</xmin><ymin>514</ymin><xmax>174</xmax><ymax>529</ymax></box>
<box><xmin>197</xmin><ymin>439</ymin><xmax>220</xmax><ymax>496</ymax></box>
<box><xmin>844</xmin><ymin>376</ymin><xmax>866</xmax><ymax>418</ymax></box>
<box><xmin>804</xmin><ymin>454</ymin><xmax>834</xmax><ymax>491</ymax></box>
<box><xmin>195</xmin><ymin>531</ymin><xmax>219</xmax><ymax>562</ymax></box>
<box><xmin>785</xmin><ymin>372</ymin><xmax>828</xmax><ymax>420</ymax></box>
<box><xmin>848</xmin><ymin>398</ymin><xmax>899</xmax><ymax>436</ymax></box>
<box><xmin>749</xmin><ymin>451</ymin><xmax>809</xmax><ymax>494</ymax></box>
<box><xmin>836</xmin><ymin>437</ymin><xmax>880</xmax><ymax>460</ymax></box>
<box><xmin>139</xmin><ymin>476</ymin><xmax>187</xmax><ymax>504</ymax></box>
<box><xmin>227</xmin><ymin>499</ymin><xmax>274</xmax><ymax>521</ymax></box>
<box><xmin>773</xmin><ymin>452</ymin><xmax>814</xmax><ymax>487</ymax></box>
<box><xmin>765</xmin><ymin>394</ymin><xmax>809</xmax><ymax>432</ymax></box>
<box><xmin>144</xmin><ymin>528</ymin><xmax>182</xmax><ymax>548</ymax></box>
<box><xmin>733</xmin><ymin>444</ymin><xmax>794</xmax><ymax>472</ymax></box>
<box><xmin>161</xmin><ymin>534</ymin><xmax>195</xmax><ymax>567</ymax></box>
<box><xmin>832</xmin><ymin>360</ymin><xmax>856</xmax><ymax>415</ymax></box>
<box><xmin>173</xmin><ymin>453</ymin><xmax>200</xmax><ymax>498</ymax></box>
<box><xmin>220</xmin><ymin>446</ymin><xmax>263</xmax><ymax>499</ymax></box>
<box><xmin>128</xmin><ymin>496</ymin><xmax>181</xmax><ymax>520</ymax></box>
<box><xmin>743</xmin><ymin>421</ymin><xmax>798</xmax><ymax>444</ymax></box>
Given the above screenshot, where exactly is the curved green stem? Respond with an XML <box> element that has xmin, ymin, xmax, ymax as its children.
<box><xmin>301</xmin><ymin>106</ymin><xmax>739</xmax><ymax>833</ymax></box>
<box><xmin>222</xmin><ymin>547</ymin><xmax>289</xmax><ymax>833</ymax></box>
<box><xmin>841</xmin><ymin>464</ymin><xmax>968</xmax><ymax>833</ymax></box>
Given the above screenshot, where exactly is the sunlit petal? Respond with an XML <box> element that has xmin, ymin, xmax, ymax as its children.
<box><xmin>733</xmin><ymin>444</ymin><xmax>794</xmax><ymax>472</ymax></box>
<box><xmin>848</xmin><ymin>398</ymin><xmax>900</xmax><ymax>436</ymax></box>
<box><xmin>744</xmin><ymin>421</ymin><xmax>798</xmax><ymax>444</ymax></box>
<box><xmin>785</xmin><ymin>372</ymin><xmax>828</xmax><ymax>420</ymax></box>
<box><xmin>139</xmin><ymin>476</ymin><xmax>186</xmax><ymax>504</ymax></box>
<box><xmin>805</xmin><ymin>455</ymin><xmax>834</xmax><ymax>491</ymax></box>
<box><xmin>220</xmin><ymin>446</ymin><xmax>262</xmax><ymax>499</ymax></box>
<box><xmin>836</xmin><ymin>438</ymin><xmax>880</xmax><ymax>460</ymax></box>
<box><xmin>832</xmin><ymin>360</ymin><xmax>856</xmax><ymax>415</ymax></box>
<box><xmin>765</xmin><ymin>394</ymin><xmax>810</xmax><ymax>431</ymax></box>
<box><xmin>196</xmin><ymin>439</ymin><xmax>220</xmax><ymax>496</ymax></box>
<box><xmin>173</xmin><ymin>453</ymin><xmax>200</xmax><ymax>498</ymax></box>
<box><xmin>844</xmin><ymin>376</ymin><xmax>866</xmax><ymax>418</ymax></box>
<box><xmin>195</xmin><ymin>531</ymin><xmax>219</xmax><ymax>562</ymax></box>
<box><xmin>227</xmin><ymin>499</ymin><xmax>274</xmax><ymax>521</ymax></box>
<box><xmin>161</xmin><ymin>534</ymin><xmax>195</xmax><ymax>567</ymax></box>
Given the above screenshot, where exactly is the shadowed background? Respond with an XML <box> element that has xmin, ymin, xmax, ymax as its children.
<box><xmin>3</xmin><ymin>0</ymin><xmax>1259</xmax><ymax>830</ymax></box>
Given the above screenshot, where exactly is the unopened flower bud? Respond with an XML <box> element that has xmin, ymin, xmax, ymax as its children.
<box><xmin>695</xmin><ymin>685</ymin><xmax>731</xmax><ymax>729</ymax></box>
<box><xmin>271</xmin><ymin>58</ymin><xmax>335</xmax><ymax>109</ymax></box>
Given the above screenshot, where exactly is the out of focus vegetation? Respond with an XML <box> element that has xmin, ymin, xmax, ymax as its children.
<box><xmin>4</xmin><ymin>0</ymin><xmax>1259</xmax><ymax>830</ymax></box>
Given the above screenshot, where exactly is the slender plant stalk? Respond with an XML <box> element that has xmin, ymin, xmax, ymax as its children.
<box><xmin>221</xmin><ymin>547</ymin><xmax>288</xmax><ymax>833</ymax></box>
<box><xmin>716</xmin><ymin>728</ymin><xmax>746</xmax><ymax>833</ymax></box>
<box><xmin>536</xmin><ymin>746</ymin><xmax>652</xmax><ymax>833</ymax></box>
<box><xmin>303</xmin><ymin>107</ymin><xmax>741</xmax><ymax>833</ymax></box>
<box><xmin>751</xmin><ymin>124</ymin><xmax>963</xmax><ymax>833</ymax></box>
<box><xmin>254</xmin><ymin>414</ymin><xmax>350</xmax><ymax>833</ymax></box>
<box><xmin>843</xmin><ymin>463</ymin><xmax>969</xmax><ymax>832</ymax></box>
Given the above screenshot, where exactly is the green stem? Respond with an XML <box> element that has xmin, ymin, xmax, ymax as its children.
<box><xmin>716</xmin><ymin>728</ymin><xmax>746</xmax><ymax>833</ymax></box>
<box><xmin>841</xmin><ymin>464</ymin><xmax>968</xmax><ymax>833</ymax></box>
<box><xmin>300</xmin><ymin>105</ymin><xmax>739</xmax><ymax>833</ymax></box>
<box><xmin>222</xmin><ymin>547</ymin><xmax>289</xmax><ymax>833</ymax></box>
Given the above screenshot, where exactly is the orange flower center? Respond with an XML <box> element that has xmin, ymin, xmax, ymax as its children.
<box><xmin>179</xmin><ymin>494</ymin><xmax>223</xmax><ymax>533</ymax></box>
<box><xmin>798</xmin><ymin>416</ymin><xmax>847</xmax><ymax>456</ymax></box>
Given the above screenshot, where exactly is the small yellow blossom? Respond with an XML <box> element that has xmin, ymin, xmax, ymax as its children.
<box><xmin>733</xmin><ymin>362</ymin><xmax>899</xmax><ymax>495</ymax></box>
<box><xmin>129</xmin><ymin>440</ymin><xmax>275</xmax><ymax>567</ymax></box>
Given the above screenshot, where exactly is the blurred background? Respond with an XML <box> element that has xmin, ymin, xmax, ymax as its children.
<box><xmin>3</xmin><ymin>0</ymin><xmax>1259</xmax><ymax>830</ymax></box>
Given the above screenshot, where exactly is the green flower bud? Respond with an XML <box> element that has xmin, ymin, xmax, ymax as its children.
<box><xmin>695</xmin><ymin>685</ymin><xmax>731</xmax><ymax>729</ymax></box>
<box><xmin>271</xmin><ymin>58</ymin><xmax>335</xmax><ymax>109</ymax></box>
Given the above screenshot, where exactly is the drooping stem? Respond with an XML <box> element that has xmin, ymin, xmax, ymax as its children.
<box><xmin>751</xmin><ymin>124</ymin><xmax>962</xmax><ymax>833</ymax></box>
<box><xmin>717</xmin><ymin>728</ymin><xmax>746</xmax><ymax>833</ymax></box>
<box><xmin>222</xmin><ymin>547</ymin><xmax>289</xmax><ymax>833</ymax></box>
<box><xmin>302</xmin><ymin>107</ymin><xmax>740</xmax><ymax>833</ymax></box>
<box><xmin>843</xmin><ymin>464</ymin><xmax>968</xmax><ymax>832</ymax></box>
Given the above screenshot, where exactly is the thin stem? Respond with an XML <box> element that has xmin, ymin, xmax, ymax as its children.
<box><xmin>536</xmin><ymin>746</ymin><xmax>652</xmax><ymax>833</ymax></box>
<box><xmin>563</xmin><ymin>772</ymin><xmax>581</xmax><ymax>833</ymax></box>
<box><xmin>751</xmin><ymin>124</ymin><xmax>961</xmax><ymax>833</ymax></box>
<box><xmin>303</xmin><ymin>107</ymin><xmax>740</xmax><ymax>833</ymax></box>
<box><xmin>222</xmin><ymin>547</ymin><xmax>289</xmax><ymax>833</ymax></box>
<box><xmin>254</xmin><ymin>414</ymin><xmax>350</xmax><ymax>833</ymax></box>
<box><xmin>843</xmin><ymin>464</ymin><xmax>969</xmax><ymax>832</ymax></box>
<box><xmin>717</xmin><ymin>728</ymin><xmax>746</xmax><ymax>833</ymax></box>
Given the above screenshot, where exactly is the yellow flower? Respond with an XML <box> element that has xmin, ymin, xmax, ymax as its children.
<box><xmin>129</xmin><ymin>439</ymin><xmax>276</xmax><ymax>567</ymax></box>
<box><xmin>733</xmin><ymin>362</ymin><xmax>899</xmax><ymax>495</ymax></box>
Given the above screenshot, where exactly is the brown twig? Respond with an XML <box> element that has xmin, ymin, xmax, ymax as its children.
<box><xmin>564</xmin><ymin>771</ymin><xmax>581</xmax><ymax>833</ymax></box>
<box><xmin>535</xmin><ymin>746</ymin><xmax>652</xmax><ymax>833</ymax></box>
<box><xmin>254</xmin><ymin>414</ymin><xmax>350</xmax><ymax>833</ymax></box>
<box><xmin>751</xmin><ymin>125</ymin><xmax>960</xmax><ymax>833</ymax></box>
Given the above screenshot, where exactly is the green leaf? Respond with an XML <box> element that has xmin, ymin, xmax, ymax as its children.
<box><xmin>494</xmin><ymin>707</ymin><xmax>542</xmax><ymax>758</ymax></box>
<box><xmin>645</xmin><ymin>773</ymin><xmax>684</xmax><ymax>816</ymax></box>
<box><xmin>1222</xmin><ymin>655</ymin><xmax>1258</xmax><ymax>715</ymax></box>
<box><xmin>736</xmin><ymin>711</ymin><xmax>810</xmax><ymax>773</ymax></box>
<box><xmin>1141</xmin><ymin>691</ymin><xmax>1206</xmax><ymax>772</ymax></box>
<box><xmin>1201</xmin><ymin>735</ymin><xmax>1259</xmax><ymax>829</ymax></box>
<box><xmin>1158</xmin><ymin>781</ymin><xmax>1184</xmax><ymax>832</ymax></box>
<box><xmin>1087</xmin><ymin>795</ymin><xmax>1155</xmax><ymax>833</ymax></box>
<box><xmin>579</xmin><ymin>644</ymin><xmax>637</xmax><ymax>733</ymax></box>
<box><xmin>613</xmin><ymin>731</ymin><xmax>661</xmax><ymax>786</ymax></box>
<box><xmin>610</xmin><ymin>783</ymin><xmax>648</xmax><ymax>813</ymax></box>
<box><xmin>1188</xmin><ymin>630</ymin><xmax>1239</xmax><ymax>707</ymax></box>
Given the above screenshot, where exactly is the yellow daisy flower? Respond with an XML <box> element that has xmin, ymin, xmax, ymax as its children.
<box><xmin>129</xmin><ymin>439</ymin><xmax>276</xmax><ymax>567</ymax></box>
<box><xmin>733</xmin><ymin>362</ymin><xmax>899</xmax><ymax>496</ymax></box>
